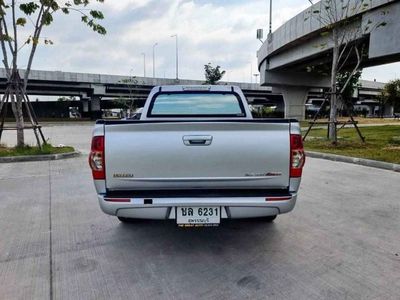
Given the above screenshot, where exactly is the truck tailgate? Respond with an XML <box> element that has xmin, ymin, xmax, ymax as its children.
<box><xmin>104</xmin><ymin>121</ymin><xmax>290</xmax><ymax>191</ymax></box>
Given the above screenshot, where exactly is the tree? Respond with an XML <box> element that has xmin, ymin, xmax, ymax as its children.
<box><xmin>380</xmin><ymin>79</ymin><xmax>400</xmax><ymax>114</ymax></box>
<box><xmin>204</xmin><ymin>63</ymin><xmax>225</xmax><ymax>85</ymax></box>
<box><xmin>114</xmin><ymin>76</ymin><xmax>139</xmax><ymax>118</ymax></box>
<box><xmin>336</xmin><ymin>70</ymin><xmax>361</xmax><ymax>115</ymax></box>
<box><xmin>0</xmin><ymin>0</ymin><xmax>106</xmax><ymax>147</ymax></box>
<box><xmin>337</xmin><ymin>70</ymin><xmax>361</xmax><ymax>103</ymax></box>
<box><xmin>306</xmin><ymin>0</ymin><xmax>387</xmax><ymax>143</ymax></box>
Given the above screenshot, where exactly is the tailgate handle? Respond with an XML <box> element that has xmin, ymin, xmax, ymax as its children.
<box><xmin>183</xmin><ymin>135</ymin><xmax>213</xmax><ymax>146</ymax></box>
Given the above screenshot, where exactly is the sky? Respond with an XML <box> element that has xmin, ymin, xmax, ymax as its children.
<box><xmin>12</xmin><ymin>0</ymin><xmax>400</xmax><ymax>83</ymax></box>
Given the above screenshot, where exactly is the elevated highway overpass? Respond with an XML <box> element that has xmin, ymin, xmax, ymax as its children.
<box><xmin>0</xmin><ymin>68</ymin><xmax>275</xmax><ymax>119</ymax></box>
<box><xmin>0</xmin><ymin>69</ymin><xmax>386</xmax><ymax>119</ymax></box>
<box><xmin>257</xmin><ymin>0</ymin><xmax>400</xmax><ymax>119</ymax></box>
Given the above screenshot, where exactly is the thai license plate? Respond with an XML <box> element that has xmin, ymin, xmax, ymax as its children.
<box><xmin>176</xmin><ymin>207</ymin><xmax>221</xmax><ymax>226</ymax></box>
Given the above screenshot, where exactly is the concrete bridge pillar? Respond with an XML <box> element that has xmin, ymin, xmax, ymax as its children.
<box><xmin>384</xmin><ymin>104</ymin><xmax>394</xmax><ymax>117</ymax></box>
<box><xmin>90</xmin><ymin>96</ymin><xmax>102</xmax><ymax>120</ymax></box>
<box><xmin>273</xmin><ymin>86</ymin><xmax>308</xmax><ymax>121</ymax></box>
<box><xmin>81</xmin><ymin>98</ymin><xmax>90</xmax><ymax>119</ymax></box>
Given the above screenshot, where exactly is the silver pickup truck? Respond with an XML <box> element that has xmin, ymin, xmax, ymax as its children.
<box><xmin>89</xmin><ymin>85</ymin><xmax>305</xmax><ymax>226</ymax></box>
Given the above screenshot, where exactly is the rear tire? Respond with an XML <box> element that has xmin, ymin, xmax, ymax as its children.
<box><xmin>118</xmin><ymin>216</ymin><xmax>133</xmax><ymax>223</ymax></box>
<box><xmin>264</xmin><ymin>215</ymin><xmax>277</xmax><ymax>222</ymax></box>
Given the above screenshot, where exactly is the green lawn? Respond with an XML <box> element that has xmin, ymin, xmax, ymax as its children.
<box><xmin>0</xmin><ymin>143</ymin><xmax>75</xmax><ymax>157</ymax></box>
<box><xmin>300</xmin><ymin>117</ymin><xmax>400</xmax><ymax>128</ymax></box>
<box><xmin>303</xmin><ymin>125</ymin><xmax>400</xmax><ymax>164</ymax></box>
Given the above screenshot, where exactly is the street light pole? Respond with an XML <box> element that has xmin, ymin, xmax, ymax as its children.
<box><xmin>269</xmin><ymin>0</ymin><xmax>273</xmax><ymax>34</ymax></box>
<box><xmin>250</xmin><ymin>63</ymin><xmax>253</xmax><ymax>83</ymax></box>
<box><xmin>253</xmin><ymin>74</ymin><xmax>260</xmax><ymax>84</ymax></box>
<box><xmin>171</xmin><ymin>34</ymin><xmax>179</xmax><ymax>80</ymax></box>
<box><xmin>152</xmin><ymin>43</ymin><xmax>158</xmax><ymax>78</ymax></box>
<box><xmin>141</xmin><ymin>52</ymin><xmax>146</xmax><ymax>77</ymax></box>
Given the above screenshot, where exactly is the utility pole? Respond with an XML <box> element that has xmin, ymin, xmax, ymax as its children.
<box><xmin>152</xmin><ymin>43</ymin><xmax>158</xmax><ymax>78</ymax></box>
<box><xmin>141</xmin><ymin>53</ymin><xmax>146</xmax><ymax>77</ymax></box>
<box><xmin>171</xmin><ymin>34</ymin><xmax>179</xmax><ymax>80</ymax></box>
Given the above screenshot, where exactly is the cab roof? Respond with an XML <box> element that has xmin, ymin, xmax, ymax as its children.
<box><xmin>153</xmin><ymin>85</ymin><xmax>241</xmax><ymax>93</ymax></box>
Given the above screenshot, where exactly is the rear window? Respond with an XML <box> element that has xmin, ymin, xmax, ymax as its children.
<box><xmin>148</xmin><ymin>92</ymin><xmax>245</xmax><ymax>117</ymax></box>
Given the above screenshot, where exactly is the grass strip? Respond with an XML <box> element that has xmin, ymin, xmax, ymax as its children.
<box><xmin>303</xmin><ymin>125</ymin><xmax>400</xmax><ymax>164</ymax></box>
<box><xmin>0</xmin><ymin>143</ymin><xmax>75</xmax><ymax>157</ymax></box>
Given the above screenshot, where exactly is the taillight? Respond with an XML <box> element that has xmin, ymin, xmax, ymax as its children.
<box><xmin>89</xmin><ymin>136</ymin><xmax>105</xmax><ymax>180</ymax></box>
<box><xmin>290</xmin><ymin>134</ymin><xmax>305</xmax><ymax>177</ymax></box>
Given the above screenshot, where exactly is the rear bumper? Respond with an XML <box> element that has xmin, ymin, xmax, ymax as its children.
<box><xmin>97</xmin><ymin>194</ymin><xmax>297</xmax><ymax>220</ymax></box>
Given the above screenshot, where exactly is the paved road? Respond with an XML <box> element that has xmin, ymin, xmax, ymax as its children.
<box><xmin>1</xmin><ymin>124</ymin><xmax>400</xmax><ymax>300</ymax></box>
<box><xmin>1</xmin><ymin>121</ymin><xmax>95</xmax><ymax>154</ymax></box>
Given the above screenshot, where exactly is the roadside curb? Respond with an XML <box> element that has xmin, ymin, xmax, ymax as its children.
<box><xmin>306</xmin><ymin>151</ymin><xmax>400</xmax><ymax>172</ymax></box>
<box><xmin>0</xmin><ymin>151</ymin><xmax>81</xmax><ymax>163</ymax></box>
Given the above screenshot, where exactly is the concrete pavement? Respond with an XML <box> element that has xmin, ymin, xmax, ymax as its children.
<box><xmin>306</xmin><ymin>151</ymin><xmax>400</xmax><ymax>172</ymax></box>
<box><xmin>1</xmin><ymin>124</ymin><xmax>400</xmax><ymax>299</ymax></box>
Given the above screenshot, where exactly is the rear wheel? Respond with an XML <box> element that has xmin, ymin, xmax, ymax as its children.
<box><xmin>264</xmin><ymin>215</ymin><xmax>277</xmax><ymax>222</ymax></box>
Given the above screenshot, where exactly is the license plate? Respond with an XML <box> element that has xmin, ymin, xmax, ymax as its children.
<box><xmin>176</xmin><ymin>207</ymin><xmax>220</xmax><ymax>226</ymax></box>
